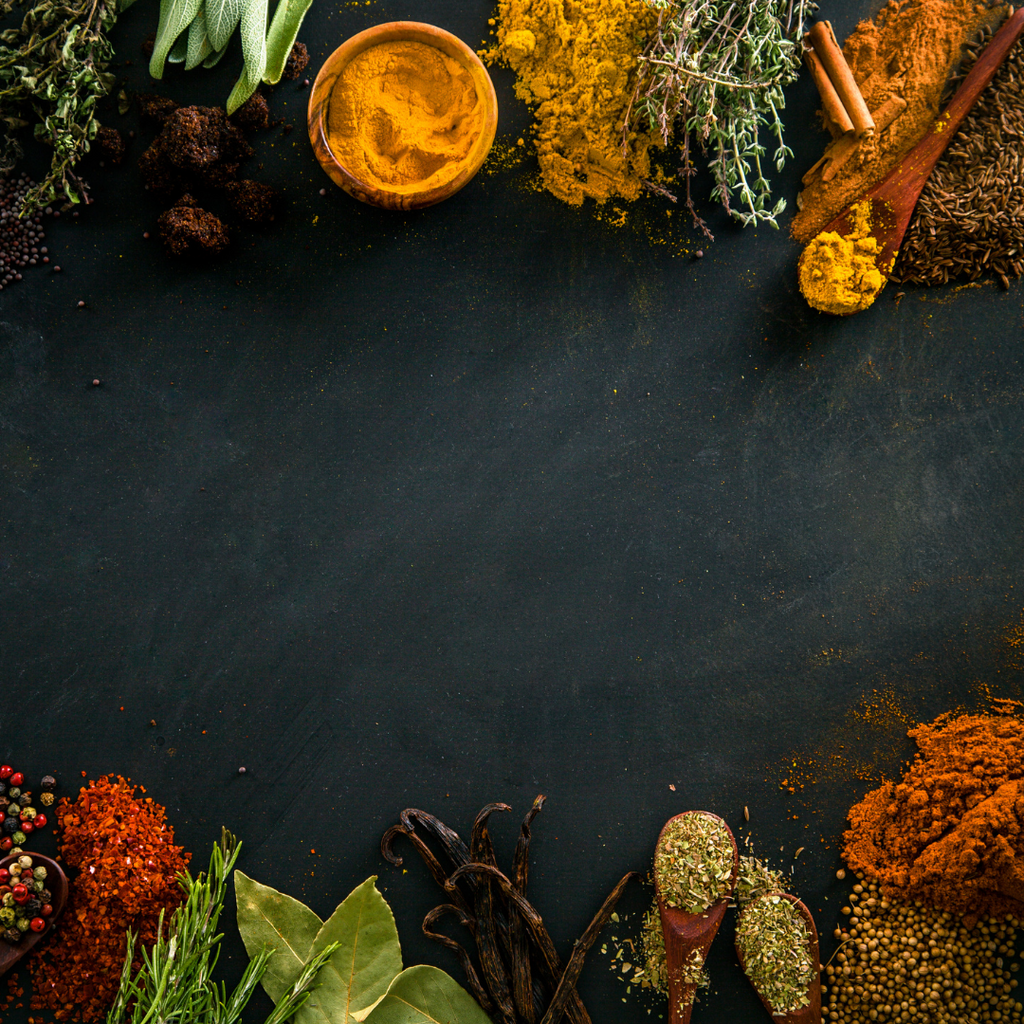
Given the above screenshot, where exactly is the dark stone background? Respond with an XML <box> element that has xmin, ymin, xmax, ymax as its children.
<box><xmin>2</xmin><ymin>0</ymin><xmax>1024</xmax><ymax>1020</ymax></box>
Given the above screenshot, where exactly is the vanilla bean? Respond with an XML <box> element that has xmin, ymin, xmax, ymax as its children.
<box><xmin>537</xmin><ymin>872</ymin><xmax>640</xmax><ymax>1024</ymax></box>
<box><xmin>381</xmin><ymin>823</ymin><xmax>473</xmax><ymax>916</ymax></box>
<box><xmin>423</xmin><ymin>904</ymin><xmax>496</xmax><ymax>1015</ymax></box>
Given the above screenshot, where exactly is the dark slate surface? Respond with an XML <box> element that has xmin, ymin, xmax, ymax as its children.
<box><xmin>3</xmin><ymin>0</ymin><xmax>1024</xmax><ymax>1020</ymax></box>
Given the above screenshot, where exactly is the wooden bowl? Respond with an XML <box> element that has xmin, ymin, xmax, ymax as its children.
<box><xmin>0</xmin><ymin>853</ymin><xmax>68</xmax><ymax>977</ymax></box>
<box><xmin>307</xmin><ymin>22</ymin><xmax>498</xmax><ymax>210</ymax></box>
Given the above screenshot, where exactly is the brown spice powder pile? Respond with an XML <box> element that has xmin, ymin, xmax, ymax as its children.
<box><xmin>29</xmin><ymin>776</ymin><xmax>190</xmax><ymax>1021</ymax></box>
<box><xmin>792</xmin><ymin>0</ymin><xmax>1001</xmax><ymax>243</ymax></box>
<box><xmin>843</xmin><ymin>704</ymin><xmax>1024</xmax><ymax>925</ymax></box>
<box><xmin>892</xmin><ymin>30</ymin><xmax>1024</xmax><ymax>287</ymax></box>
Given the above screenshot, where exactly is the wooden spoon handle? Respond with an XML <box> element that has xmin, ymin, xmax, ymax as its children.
<box><xmin>872</xmin><ymin>7</ymin><xmax>1024</xmax><ymax>205</ymax></box>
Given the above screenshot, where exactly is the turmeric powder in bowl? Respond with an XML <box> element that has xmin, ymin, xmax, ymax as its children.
<box><xmin>308</xmin><ymin>23</ymin><xmax>499</xmax><ymax>210</ymax></box>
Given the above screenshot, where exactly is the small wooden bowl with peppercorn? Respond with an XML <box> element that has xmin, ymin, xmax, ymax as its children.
<box><xmin>0</xmin><ymin>852</ymin><xmax>67</xmax><ymax>975</ymax></box>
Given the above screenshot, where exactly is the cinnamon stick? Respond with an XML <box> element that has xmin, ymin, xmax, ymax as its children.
<box><xmin>807</xmin><ymin>21</ymin><xmax>875</xmax><ymax>138</ymax></box>
<box><xmin>804</xmin><ymin>44</ymin><xmax>854</xmax><ymax>135</ymax></box>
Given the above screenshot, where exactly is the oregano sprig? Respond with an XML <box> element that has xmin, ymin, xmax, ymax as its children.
<box><xmin>0</xmin><ymin>0</ymin><xmax>122</xmax><ymax>212</ymax></box>
<box><xmin>629</xmin><ymin>0</ymin><xmax>816</xmax><ymax>237</ymax></box>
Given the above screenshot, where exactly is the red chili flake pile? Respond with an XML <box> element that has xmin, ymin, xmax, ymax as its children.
<box><xmin>28</xmin><ymin>775</ymin><xmax>190</xmax><ymax>1021</ymax></box>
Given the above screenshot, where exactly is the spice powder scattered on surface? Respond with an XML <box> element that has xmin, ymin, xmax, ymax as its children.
<box><xmin>485</xmin><ymin>0</ymin><xmax>659</xmax><ymax>206</ymax></box>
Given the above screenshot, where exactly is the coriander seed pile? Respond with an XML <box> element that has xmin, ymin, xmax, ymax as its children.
<box><xmin>655</xmin><ymin>812</ymin><xmax>735</xmax><ymax>914</ymax></box>
<box><xmin>824</xmin><ymin>874</ymin><xmax>1023</xmax><ymax>1024</ymax></box>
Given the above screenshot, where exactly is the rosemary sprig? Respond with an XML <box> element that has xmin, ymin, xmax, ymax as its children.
<box><xmin>0</xmin><ymin>0</ymin><xmax>121</xmax><ymax>212</ymax></box>
<box><xmin>629</xmin><ymin>0</ymin><xmax>815</xmax><ymax>236</ymax></box>
<box><xmin>106</xmin><ymin>828</ymin><xmax>339</xmax><ymax>1024</ymax></box>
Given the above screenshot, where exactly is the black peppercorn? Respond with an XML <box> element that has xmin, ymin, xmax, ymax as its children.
<box><xmin>2</xmin><ymin>927</ymin><xmax>20</xmax><ymax>944</ymax></box>
<box><xmin>17</xmin><ymin>794</ymin><xmax>30</xmax><ymax>808</ymax></box>
<box><xmin>25</xmin><ymin>898</ymin><xmax>42</xmax><ymax>916</ymax></box>
<box><xmin>40</xmin><ymin>776</ymin><xmax>56</xmax><ymax>792</ymax></box>
<box><xmin>38</xmin><ymin>888</ymin><xmax>51</xmax><ymax>904</ymax></box>
<box><xmin>2</xmin><ymin>818</ymin><xmax>18</xmax><ymax>834</ymax></box>
<box><xmin>0</xmin><ymin>797</ymin><xmax>7</xmax><ymax>810</ymax></box>
<box><xmin>0</xmin><ymin>782</ymin><xmax>6</xmax><ymax>797</ymax></box>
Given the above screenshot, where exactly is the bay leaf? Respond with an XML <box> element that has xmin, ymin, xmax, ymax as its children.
<box><xmin>262</xmin><ymin>0</ymin><xmax>314</xmax><ymax>84</ymax></box>
<box><xmin>205</xmin><ymin>0</ymin><xmax>243</xmax><ymax>56</ymax></box>
<box><xmin>234</xmin><ymin>870</ymin><xmax>324</xmax><ymax>1003</ymax></box>
<box><xmin>296</xmin><ymin>877</ymin><xmax>403</xmax><ymax>1024</ymax></box>
<box><xmin>362</xmin><ymin>966</ymin><xmax>492</xmax><ymax>1024</ymax></box>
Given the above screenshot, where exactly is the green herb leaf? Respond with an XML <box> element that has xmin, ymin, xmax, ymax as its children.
<box><xmin>168</xmin><ymin>29</ymin><xmax>188</xmax><ymax>62</ymax></box>
<box><xmin>262</xmin><ymin>0</ymin><xmax>314</xmax><ymax>84</ymax></box>
<box><xmin>203</xmin><ymin>42</ymin><xmax>229</xmax><ymax>66</ymax></box>
<box><xmin>225</xmin><ymin>0</ymin><xmax>266</xmax><ymax>112</ymax></box>
<box><xmin>235</xmin><ymin>870</ymin><xmax>324</xmax><ymax>1003</ymax></box>
<box><xmin>296</xmin><ymin>877</ymin><xmax>403</xmax><ymax>1024</ymax></box>
<box><xmin>185</xmin><ymin>7</ymin><xmax>213</xmax><ymax>69</ymax></box>
<box><xmin>362</xmin><ymin>966</ymin><xmax>492</xmax><ymax>1024</ymax></box>
<box><xmin>149</xmin><ymin>0</ymin><xmax>204</xmax><ymax>78</ymax></box>
<box><xmin>205</xmin><ymin>0</ymin><xmax>243</xmax><ymax>55</ymax></box>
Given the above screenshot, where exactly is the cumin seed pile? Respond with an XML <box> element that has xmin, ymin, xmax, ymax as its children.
<box><xmin>893</xmin><ymin>30</ymin><xmax>1024</xmax><ymax>289</ymax></box>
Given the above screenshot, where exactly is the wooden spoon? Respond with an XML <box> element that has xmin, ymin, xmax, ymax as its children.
<box><xmin>0</xmin><ymin>853</ymin><xmax>69</xmax><ymax>978</ymax></box>
<box><xmin>735</xmin><ymin>892</ymin><xmax>821</xmax><ymax>1023</ymax></box>
<box><xmin>655</xmin><ymin>811</ymin><xmax>739</xmax><ymax>1024</ymax></box>
<box><xmin>804</xmin><ymin>6</ymin><xmax>1024</xmax><ymax>299</ymax></box>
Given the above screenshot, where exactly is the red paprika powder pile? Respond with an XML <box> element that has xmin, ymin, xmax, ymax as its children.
<box><xmin>29</xmin><ymin>775</ymin><xmax>190</xmax><ymax>1021</ymax></box>
<box><xmin>843</xmin><ymin>702</ymin><xmax>1024</xmax><ymax>924</ymax></box>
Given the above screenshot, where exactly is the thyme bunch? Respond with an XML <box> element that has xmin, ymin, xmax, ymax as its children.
<box><xmin>630</xmin><ymin>0</ymin><xmax>815</xmax><ymax>236</ymax></box>
<box><xmin>107</xmin><ymin>829</ymin><xmax>339</xmax><ymax>1024</ymax></box>
<box><xmin>0</xmin><ymin>0</ymin><xmax>123</xmax><ymax>212</ymax></box>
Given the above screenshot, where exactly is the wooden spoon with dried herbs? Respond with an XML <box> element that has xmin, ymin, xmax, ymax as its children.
<box><xmin>735</xmin><ymin>892</ymin><xmax>821</xmax><ymax>1024</ymax></box>
<box><xmin>654</xmin><ymin>811</ymin><xmax>738</xmax><ymax>1024</ymax></box>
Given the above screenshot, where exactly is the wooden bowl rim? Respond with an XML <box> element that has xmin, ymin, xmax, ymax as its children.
<box><xmin>307</xmin><ymin>21</ymin><xmax>499</xmax><ymax>209</ymax></box>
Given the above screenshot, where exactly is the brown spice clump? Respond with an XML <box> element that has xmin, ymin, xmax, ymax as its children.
<box><xmin>792</xmin><ymin>0</ymin><xmax>1002</xmax><ymax>242</ymax></box>
<box><xmin>157</xmin><ymin>194</ymin><xmax>230</xmax><ymax>256</ymax></box>
<box><xmin>29</xmin><ymin>775</ymin><xmax>190</xmax><ymax>1022</ymax></box>
<box><xmin>137</xmin><ymin>93</ymin><xmax>178</xmax><ymax>125</ymax></box>
<box><xmin>222</xmin><ymin>179</ymin><xmax>278</xmax><ymax>223</ymax></box>
<box><xmin>843</xmin><ymin>704</ymin><xmax>1024</xmax><ymax>924</ymax></box>
<box><xmin>96</xmin><ymin>127</ymin><xmax>125</xmax><ymax>166</ymax></box>
<box><xmin>139</xmin><ymin>106</ymin><xmax>253</xmax><ymax>197</ymax></box>
<box><xmin>281</xmin><ymin>41</ymin><xmax>309</xmax><ymax>81</ymax></box>
<box><xmin>231</xmin><ymin>90</ymin><xmax>271</xmax><ymax>134</ymax></box>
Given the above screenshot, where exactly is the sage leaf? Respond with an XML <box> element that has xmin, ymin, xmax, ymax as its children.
<box><xmin>168</xmin><ymin>30</ymin><xmax>188</xmax><ymax>62</ymax></box>
<box><xmin>203</xmin><ymin>43</ymin><xmax>230</xmax><ymax>67</ymax></box>
<box><xmin>149</xmin><ymin>0</ymin><xmax>204</xmax><ymax>78</ymax></box>
<box><xmin>226</xmin><ymin>0</ymin><xmax>267</xmax><ymax>113</ymax></box>
<box><xmin>205</xmin><ymin>0</ymin><xmax>243</xmax><ymax>55</ymax></box>
<box><xmin>235</xmin><ymin>870</ymin><xmax>324</xmax><ymax>1003</ymax></box>
<box><xmin>363</xmin><ymin>966</ymin><xmax>492</xmax><ymax>1024</ymax></box>
<box><xmin>185</xmin><ymin>8</ymin><xmax>213</xmax><ymax>69</ymax></box>
<box><xmin>296</xmin><ymin>877</ymin><xmax>403</xmax><ymax>1024</ymax></box>
<box><xmin>262</xmin><ymin>0</ymin><xmax>314</xmax><ymax>84</ymax></box>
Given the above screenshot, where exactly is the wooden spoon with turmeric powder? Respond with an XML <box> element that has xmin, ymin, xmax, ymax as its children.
<box><xmin>799</xmin><ymin>6</ymin><xmax>1024</xmax><ymax>315</ymax></box>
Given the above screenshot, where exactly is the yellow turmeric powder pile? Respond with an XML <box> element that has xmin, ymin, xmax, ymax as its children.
<box><xmin>485</xmin><ymin>0</ymin><xmax>658</xmax><ymax>206</ymax></box>
<box><xmin>328</xmin><ymin>41</ymin><xmax>485</xmax><ymax>194</ymax></box>
<box><xmin>798</xmin><ymin>200</ymin><xmax>886</xmax><ymax>315</ymax></box>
